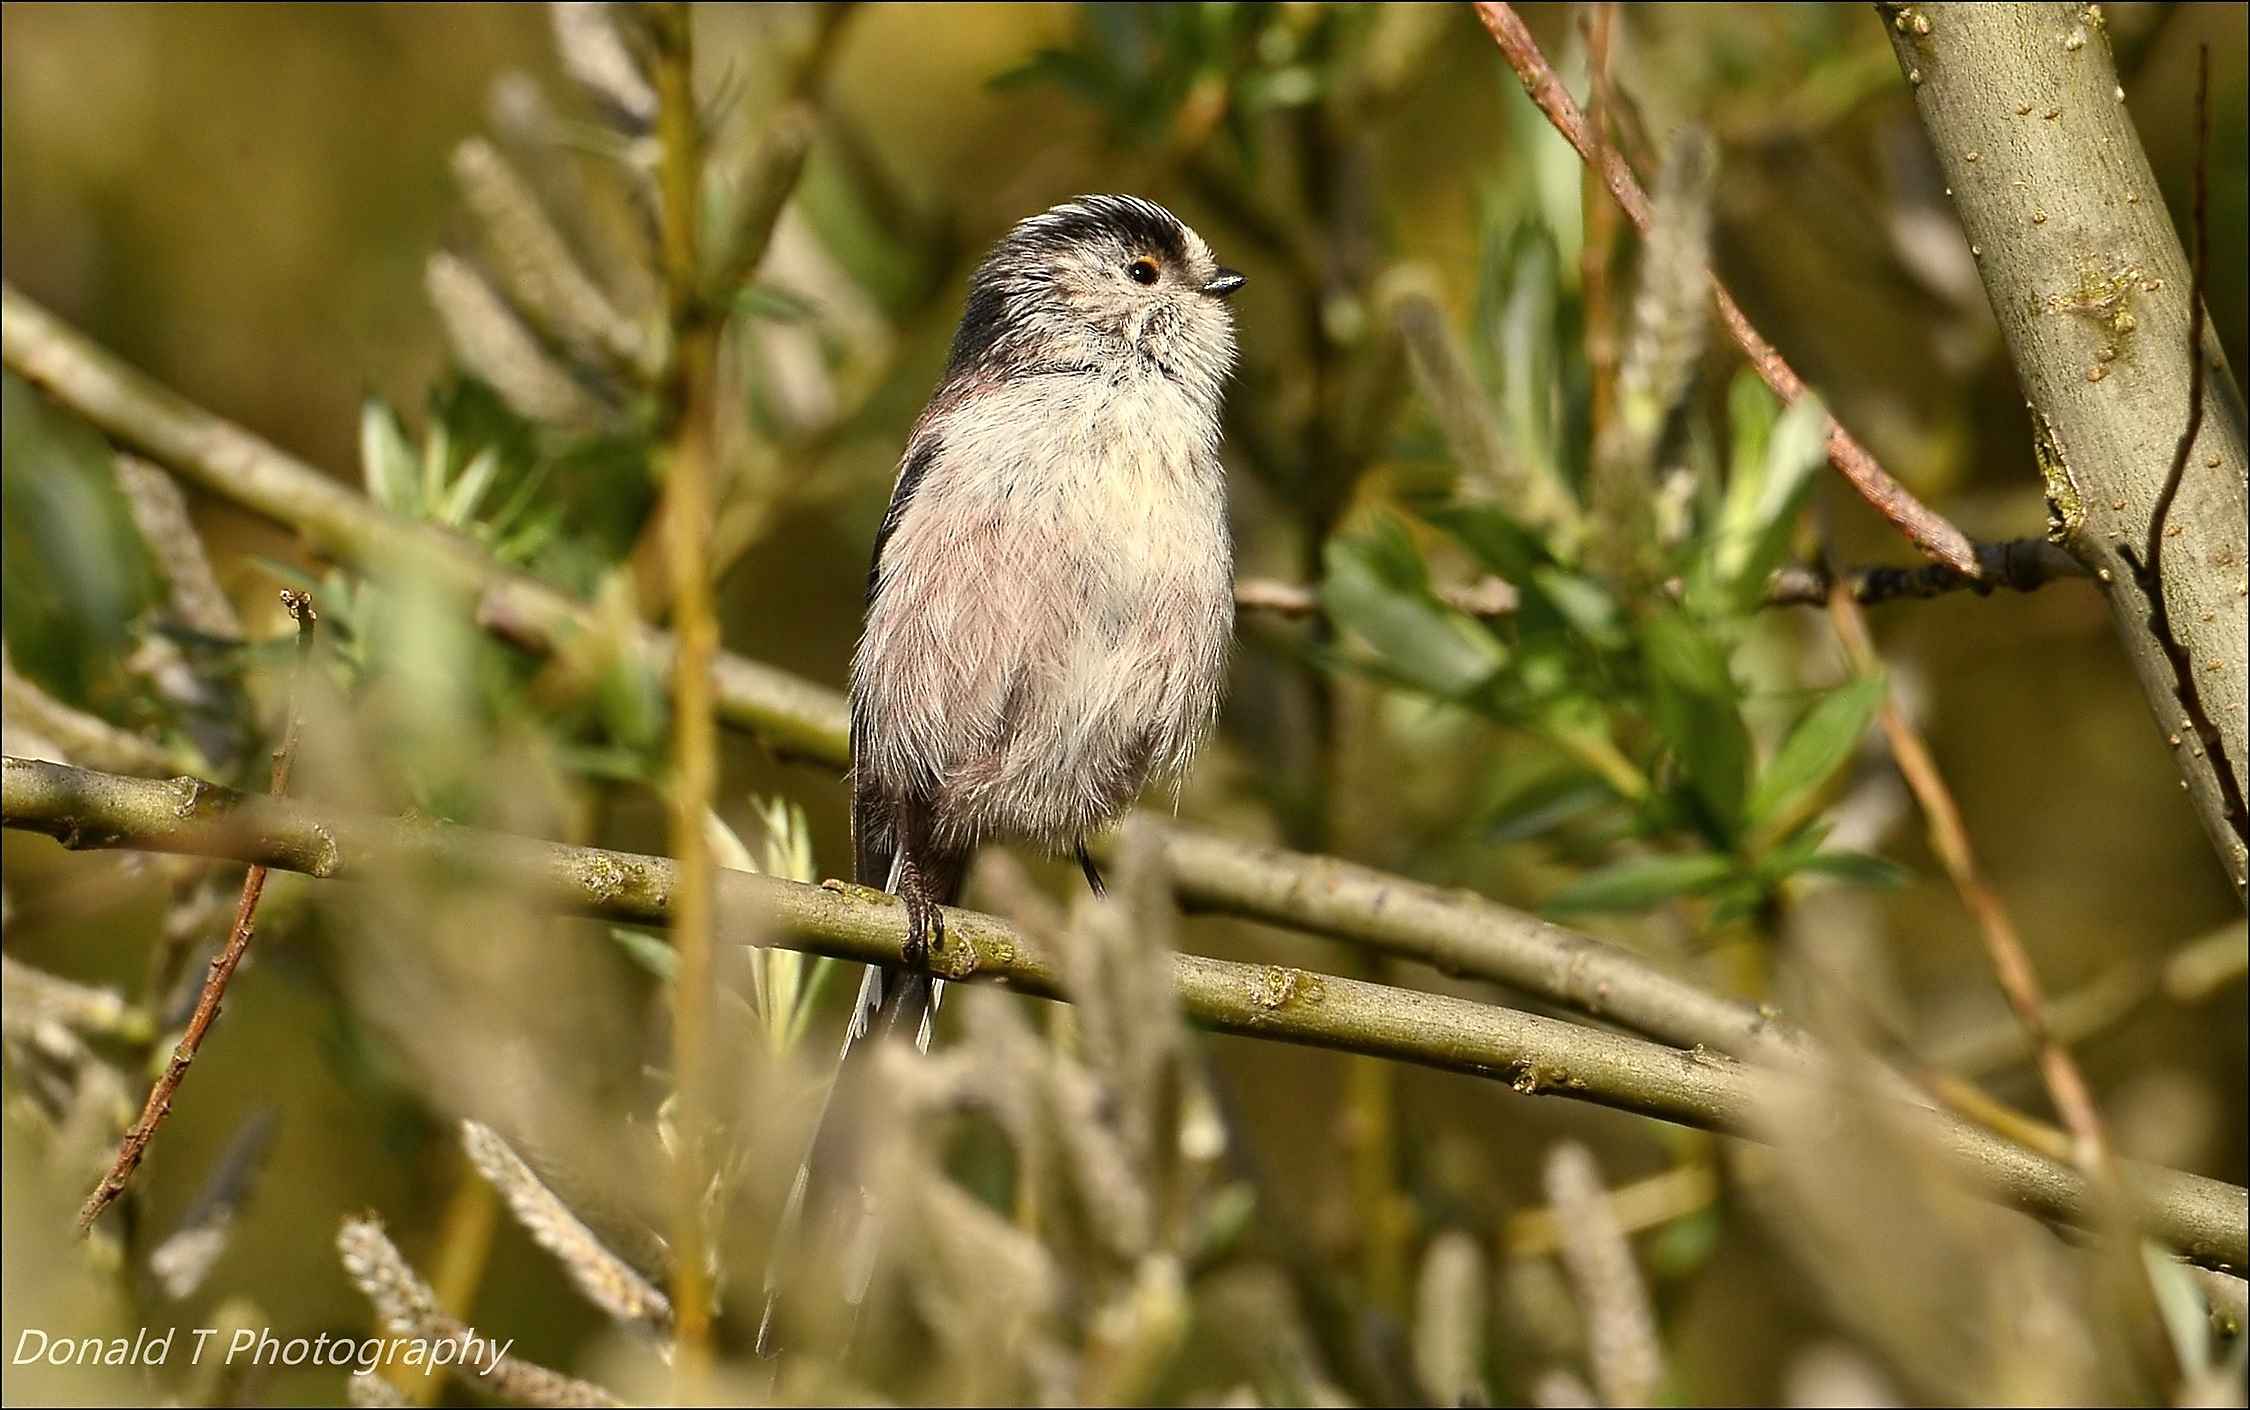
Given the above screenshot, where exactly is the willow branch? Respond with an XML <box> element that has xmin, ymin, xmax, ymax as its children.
<box><xmin>1472</xmin><ymin>1</ymin><xmax>1979</xmax><ymax>576</ymax></box>
<box><xmin>75</xmin><ymin>590</ymin><xmax>315</xmax><ymax>1234</ymax></box>
<box><xmin>1880</xmin><ymin>4</ymin><xmax>2248</xmax><ymax>895</ymax></box>
<box><xmin>6</xmin><ymin>755</ymin><xmax>2243</xmax><ymax>1272</ymax></box>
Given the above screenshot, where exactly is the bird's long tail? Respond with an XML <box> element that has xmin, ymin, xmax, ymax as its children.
<box><xmin>754</xmin><ymin>856</ymin><xmax>951</xmax><ymax>1359</ymax></box>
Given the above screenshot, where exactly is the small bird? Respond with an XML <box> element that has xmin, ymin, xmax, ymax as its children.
<box><xmin>759</xmin><ymin>194</ymin><xmax>1243</xmax><ymax>1353</ymax></box>
<box><xmin>846</xmin><ymin>192</ymin><xmax>1244</xmax><ymax>1049</ymax></box>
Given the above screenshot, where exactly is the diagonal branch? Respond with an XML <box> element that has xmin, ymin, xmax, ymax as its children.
<box><xmin>7</xmin><ymin>754</ymin><xmax>2244</xmax><ymax>1273</ymax></box>
<box><xmin>1472</xmin><ymin>1</ymin><xmax>1980</xmax><ymax>576</ymax></box>
<box><xmin>75</xmin><ymin>590</ymin><xmax>316</xmax><ymax>1233</ymax></box>
<box><xmin>1877</xmin><ymin>4</ymin><xmax>2248</xmax><ymax>895</ymax></box>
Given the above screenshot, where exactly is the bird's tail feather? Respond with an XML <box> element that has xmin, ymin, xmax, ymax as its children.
<box><xmin>754</xmin><ymin>856</ymin><xmax>949</xmax><ymax>1359</ymax></box>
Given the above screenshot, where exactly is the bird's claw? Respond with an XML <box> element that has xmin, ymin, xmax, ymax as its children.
<box><xmin>902</xmin><ymin>892</ymin><xmax>944</xmax><ymax>971</ymax></box>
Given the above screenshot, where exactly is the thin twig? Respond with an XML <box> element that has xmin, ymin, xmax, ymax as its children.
<box><xmin>1825</xmin><ymin>589</ymin><xmax>2111</xmax><ymax>1177</ymax></box>
<box><xmin>649</xmin><ymin>0</ymin><xmax>718</xmax><ymax>1377</ymax></box>
<box><xmin>1234</xmin><ymin>575</ymin><xmax>1520</xmax><ymax>620</ymax></box>
<box><xmin>1234</xmin><ymin>538</ymin><xmax>2085</xmax><ymax>623</ymax></box>
<box><xmin>75</xmin><ymin>589</ymin><xmax>315</xmax><ymax>1234</ymax></box>
<box><xmin>7</xmin><ymin>755</ymin><xmax>2246</xmax><ymax>1273</ymax></box>
<box><xmin>1762</xmin><ymin>537</ymin><xmax>2088</xmax><ymax>606</ymax></box>
<box><xmin>1579</xmin><ymin>2</ymin><xmax>1622</xmax><ymax>444</ymax></box>
<box><xmin>1472</xmin><ymin>2</ymin><xmax>1979</xmax><ymax>576</ymax></box>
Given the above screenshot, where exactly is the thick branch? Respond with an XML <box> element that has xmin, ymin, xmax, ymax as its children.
<box><xmin>6</xmin><ymin>755</ymin><xmax>2244</xmax><ymax>1272</ymax></box>
<box><xmin>1472</xmin><ymin>1</ymin><xmax>1981</xmax><ymax>576</ymax></box>
<box><xmin>1881</xmin><ymin>3</ymin><xmax>2249</xmax><ymax>898</ymax></box>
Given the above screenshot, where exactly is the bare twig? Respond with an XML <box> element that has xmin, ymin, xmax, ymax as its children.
<box><xmin>1234</xmin><ymin>574</ymin><xmax>1520</xmax><ymax>620</ymax></box>
<box><xmin>649</xmin><ymin>0</ymin><xmax>718</xmax><ymax>1376</ymax></box>
<box><xmin>1472</xmin><ymin>2</ymin><xmax>1979</xmax><ymax>575</ymax></box>
<box><xmin>1239</xmin><ymin>538</ymin><xmax>2082</xmax><ymax>623</ymax></box>
<box><xmin>1827</xmin><ymin>587</ymin><xmax>2113</xmax><ymax>1176</ymax></box>
<box><xmin>8</xmin><ymin>755</ymin><xmax>2247</xmax><ymax>1273</ymax></box>
<box><xmin>76</xmin><ymin>589</ymin><xmax>315</xmax><ymax>1234</ymax></box>
<box><xmin>1762</xmin><ymin>537</ymin><xmax>2088</xmax><ymax>606</ymax></box>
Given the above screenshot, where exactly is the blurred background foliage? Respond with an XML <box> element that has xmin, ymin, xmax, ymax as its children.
<box><xmin>3</xmin><ymin>3</ymin><xmax>2246</xmax><ymax>1405</ymax></box>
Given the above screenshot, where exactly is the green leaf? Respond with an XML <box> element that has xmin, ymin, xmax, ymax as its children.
<box><xmin>1642</xmin><ymin>610</ymin><xmax>1751</xmax><ymax>839</ymax></box>
<box><xmin>1791</xmin><ymin>850</ymin><xmax>1907</xmax><ymax>888</ymax></box>
<box><xmin>735</xmin><ymin>283</ymin><xmax>819</xmax><ymax>323</ymax></box>
<box><xmin>438</xmin><ymin>448</ymin><xmax>502</xmax><ymax>529</ymax></box>
<box><xmin>1747</xmin><ymin>675</ymin><xmax>1885</xmax><ymax>826</ymax></box>
<box><xmin>1321</xmin><ymin>534</ymin><xmax>1506</xmax><ymax>700</ymax></box>
<box><xmin>1544</xmin><ymin>852</ymin><xmax>1739</xmax><ymax>915</ymax></box>
<box><xmin>1424</xmin><ymin>502</ymin><xmax>1551</xmax><ymax>583</ymax></box>
<box><xmin>1530</xmin><ymin>566</ymin><xmax>1625</xmax><ymax>650</ymax></box>
<box><xmin>358</xmin><ymin>400</ymin><xmax>419</xmax><ymax>514</ymax></box>
<box><xmin>1705</xmin><ymin>382</ymin><xmax>1828</xmax><ymax>607</ymax></box>
<box><xmin>607</xmin><ymin>927</ymin><xmax>676</xmax><ymax>983</ymax></box>
<box><xmin>1482</xmin><ymin>765</ymin><xmax>1612</xmax><ymax>843</ymax></box>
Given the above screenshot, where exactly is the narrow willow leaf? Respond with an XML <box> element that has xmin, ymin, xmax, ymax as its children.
<box><xmin>358</xmin><ymin>400</ymin><xmax>418</xmax><ymax>514</ymax></box>
<box><xmin>438</xmin><ymin>448</ymin><xmax>502</xmax><ymax>529</ymax></box>
<box><xmin>1747</xmin><ymin>675</ymin><xmax>1886</xmax><ymax>826</ymax></box>
<box><xmin>1321</xmin><ymin>536</ymin><xmax>1507</xmax><ymax>700</ymax></box>
<box><xmin>1544</xmin><ymin>852</ymin><xmax>1738</xmax><ymax>915</ymax></box>
<box><xmin>607</xmin><ymin>927</ymin><xmax>675</xmax><ymax>982</ymax></box>
<box><xmin>1642</xmin><ymin>611</ymin><xmax>1751</xmax><ymax>839</ymax></box>
<box><xmin>1708</xmin><ymin>387</ymin><xmax>1828</xmax><ymax>603</ymax></box>
<box><xmin>1791</xmin><ymin>850</ymin><xmax>1907</xmax><ymax>888</ymax></box>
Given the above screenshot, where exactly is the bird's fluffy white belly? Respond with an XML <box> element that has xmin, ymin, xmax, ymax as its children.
<box><xmin>855</xmin><ymin>374</ymin><xmax>1232</xmax><ymax>851</ymax></box>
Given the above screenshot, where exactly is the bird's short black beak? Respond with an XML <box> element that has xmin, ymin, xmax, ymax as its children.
<box><xmin>1202</xmin><ymin>268</ymin><xmax>1247</xmax><ymax>299</ymax></box>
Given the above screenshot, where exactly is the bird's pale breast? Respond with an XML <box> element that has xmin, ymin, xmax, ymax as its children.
<box><xmin>853</xmin><ymin>368</ymin><xmax>1232</xmax><ymax>852</ymax></box>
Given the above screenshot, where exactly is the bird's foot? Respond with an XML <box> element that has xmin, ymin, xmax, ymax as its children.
<box><xmin>900</xmin><ymin>878</ymin><xmax>945</xmax><ymax>971</ymax></box>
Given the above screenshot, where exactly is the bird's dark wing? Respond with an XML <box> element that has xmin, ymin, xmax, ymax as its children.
<box><xmin>850</xmin><ymin>430</ymin><xmax>942</xmax><ymax>888</ymax></box>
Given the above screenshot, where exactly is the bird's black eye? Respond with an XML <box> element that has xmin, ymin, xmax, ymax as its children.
<box><xmin>1127</xmin><ymin>257</ymin><xmax>1161</xmax><ymax>286</ymax></box>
